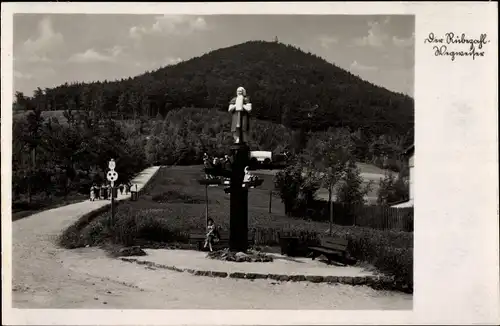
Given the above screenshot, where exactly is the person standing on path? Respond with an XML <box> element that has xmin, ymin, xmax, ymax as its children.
<box><xmin>101</xmin><ymin>183</ymin><xmax>107</xmax><ymax>200</ymax></box>
<box><xmin>90</xmin><ymin>185</ymin><xmax>95</xmax><ymax>201</ymax></box>
<box><xmin>94</xmin><ymin>184</ymin><xmax>100</xmax><ymax>200</ymax></box>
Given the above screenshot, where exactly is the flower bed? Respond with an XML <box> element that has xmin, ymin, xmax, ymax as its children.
<box><xmin>207</xmin><ymin>248</ymin><xmax>273</xmax><ymax>262</ymax></box>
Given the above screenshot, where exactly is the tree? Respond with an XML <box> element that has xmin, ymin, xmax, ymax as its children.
<box><xmin>377</xmin><ymin>172</ymin><xmax>409</xmax><ymax>206</ymax></box>
<box><xmin>24</xmin><ymin>105</ymin><xmax>45</xmax><ymax>203</ymax></box>
<box><xmin>63</xmin><ymin>97</ymin><xmax>78</xmax><ymax>126</ymax></box>
<box><xmin>337</xmin><ymin>160</ymin><xmax>373</xmax><ymax>206</ymax></box>
<box><xmin>33</xmin><ymin>87</ymin><xmax>45</xmax><ymax>111</ymax></box>
<box><xmin>303</xmin><ymin>129</ymin><xmax>353</xmax><ymax>234</ymax></box>
<box><xmin>274</xmin><ymin>155</ymin><xmax>321</xmax><ymax>216</ymax></box>
<box><xmin>291</xmin><ymin>129</ymin><xmax>307</xmax><ymax>154</ymax></box>
<box><xmin>14</xmin><ymin>92</ymin><xmax>27</xmax><ymax>111</ymax></box>
<box><xmin>117</xmin><ymin>92</ymin><xmax>128</xmax><ymax>119</ymax></box>
<box><xmin>129</xmin><ymin>92</ymin><xmax>141</xmax><ymax>120</ymax></box>
<box><xmin>298</xmin><ymin>160</ymin><xmax>321</xmax><ymax>212</ymax></box>
<box><xmin>274</xmin><ymin>161</ymin><xmax>304</xmax><ymax>215</ymax></box>
<box><xmin>281</xmin><ymin>104</ymin><xmax>292</xmax><ymax>128</ymax></box>
<box><xmin>12</xmin><ymin>119</ymin><xmax>30</xmax><ymax>200</ymax></box>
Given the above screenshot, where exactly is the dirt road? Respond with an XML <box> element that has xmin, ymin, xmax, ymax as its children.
<box><xmin>11</xmin><ymin>167</ymin><xmax>412</xmax><ymax>310</ymax></box>
<box><xmin>12</xmin><ymin>209</ymin><xmax>412</xmax><ymax>309</ymax></box>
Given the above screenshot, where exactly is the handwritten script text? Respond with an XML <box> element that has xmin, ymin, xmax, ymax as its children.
<box><xmin>424</xmin><ymin>32</ymin><xmax>490</xmax><ymax>61</ymax></box>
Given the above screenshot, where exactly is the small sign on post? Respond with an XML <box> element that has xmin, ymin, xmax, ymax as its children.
<box><xmin>107</xmin><ymin>159</ymin><xmax>118</xmax><ymax>226</ymax></box>
<box><xmin>108</xmin><ymin>159</ymin><xmax>116</xmax><ymax>171</ymax></box>
<box><xmin>107</xmin><ymin>170</ymin><xmax>118</xmax><ymax>185</ymax></box>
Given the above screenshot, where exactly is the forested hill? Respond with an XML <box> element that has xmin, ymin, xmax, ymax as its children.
<box><xmin>14</xmin><ymin>40</ymin><xmax>414</xmax><ymax>139</ymax></box>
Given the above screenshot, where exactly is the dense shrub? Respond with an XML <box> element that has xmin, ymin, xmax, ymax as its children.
<box><xmin>58</xmin><ymin>204</ymin><xmax>113</xmax><ymax>249</ymax></box>
<box><xmin>342</xmin><ymin>228</ymin><xmax>413</xmax><ymax>292</ymax></box>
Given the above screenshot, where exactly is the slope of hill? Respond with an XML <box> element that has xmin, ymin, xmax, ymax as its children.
<box><xmin>14</xmin><ymin>40</ymin><xmax>414</xmax><ymax>142</ymax></box>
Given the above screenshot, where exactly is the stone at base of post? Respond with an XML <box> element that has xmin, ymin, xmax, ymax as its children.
<box><xmin>229</xmin><ymin>143</ymin><xmax>250</xmax><ymax>252</ymax></box>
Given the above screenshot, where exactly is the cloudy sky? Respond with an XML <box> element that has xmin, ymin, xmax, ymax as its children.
<box><xmin>13</xmin><ymin>14</ymin><xmax>414</xmax><ymax>97</ymax></box>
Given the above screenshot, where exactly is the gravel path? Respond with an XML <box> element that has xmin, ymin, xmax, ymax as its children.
<box><xmin>11</xmin><ymin>166</ymin><xmax>412</xmax><ymax>310</ymax></box>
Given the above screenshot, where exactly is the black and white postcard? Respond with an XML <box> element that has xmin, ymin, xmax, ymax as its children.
<box><xmin>1</xmin><ymin>2</ymin><xmax>498</xmax><ymax>325</ymax></box>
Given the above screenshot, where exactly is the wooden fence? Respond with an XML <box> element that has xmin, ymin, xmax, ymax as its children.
<box><xmin>276</xmin><ymin>198</ymin><xmax>414</xmax><ymax>232</ymax></box>
<box><xmin>249</xmin><ymin>203</ymin><xmax>413</xmax><ymax>246</ymax></box>
<box><xmin>267</xmin><ymin>191</ymin><xmax>413</xmax><ymax>232</ymax></box>
<box><xmin>251</xmin><ymin>228</ymin><xmax>320</xmax><ymax>247</ymax></box>
<box><xmin>331</xmin><ymin>203</ymin><xmax>414</xmax><ymax>232</ymax></box>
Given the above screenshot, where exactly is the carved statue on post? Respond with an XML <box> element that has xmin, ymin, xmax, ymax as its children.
<box><xmin>228</xmin><ymin>87</ymin><xmax>252</xmax><ymax>144</ymax></box>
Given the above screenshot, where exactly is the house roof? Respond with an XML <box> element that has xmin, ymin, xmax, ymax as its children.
<box><xmin>389</xmin><ymin>198</ymin><xmax>410</xmax><ymax>206</ymax></box>
<box><xmin>391</xmin><ymin>199</ymin><xmax>414</xmax><ymax>208</ymax></box>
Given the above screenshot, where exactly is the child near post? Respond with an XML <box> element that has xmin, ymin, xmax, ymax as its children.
<box><xmin>204</xmin><ymin>218</ymin><xmax>219</xmax><ymax>252</ymax></box>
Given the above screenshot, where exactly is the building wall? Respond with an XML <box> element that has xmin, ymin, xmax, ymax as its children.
<box><xmin>391</xmin><ymin>149</ymin><xmax>414</xmax><ymax>208</ymax></box>
<box><xmin>408</xmin><ymin>153</ymin><xmax>414</xmax><ymax>200</ymax></box>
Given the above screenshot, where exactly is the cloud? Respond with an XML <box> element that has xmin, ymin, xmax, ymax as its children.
<box><xmin>350</xmin><ymin>60</ymin><xmax>378</xmax><ymax>72</ymax></box>
<box><xmin>14</xmin><ymin>70</ymin><xmax>34</xmax><ymax>80</ymax></box>
<box><xmin>164</xmin><ymin>57</ymin><xmax>182</xmax><ymax>65</ymax></box>
<box><xmin>14</xmin><ymin>66</ymin><xmax>55</xmax><ymax>81</ymax></box>
<box><xmin>68</xmin><ymin>46</ymin><xmax>124</xmax><ymax>63</ymax></box>
<box><xmin>129</xmin><ymin>15</ymin><xmax>208</xmax><ymax>40</ymax></box>
<box><xmin>22</xmin><ymin>17</ymin><xmax>63</xmax><ymax>57</ymax></box>
<box><xmin>136</xmin><ymin>57</ymin><xmax>183</xmax><ymax>71</ymax></box>
<box><xmin>129</xmin><ymin>26</ymin><xmax>147</xmax><ymax>40</ymax></box>
<box><xmin>131</xmin><ymin>56</ymin><xmax>182</xmax><ymax>72</ymax></box>
<box><xmin>353</xmin><ymin>18</ymin><xmax>390</xmax><ymax>48</ymax></box>
<box><xmin>109</xmin><ymin>45</ymin><xmax>124</xmax><ymax>57</ymax></box>
<box><xmin>69</xmin><ymin>49</ymin><xmax>112</xmax><ymax>63</ymax></box>
<box><xmin>392</xmin><ymin>32</ymin><xmax>415</xmax><ymax>48</ymax></box>
<box><xmin>317</xmin><ymin>35</ymin><xmax>339</xmax><ymax>48</ymax></box>
<box><xmin>15</xmin><ymin>54</ymin><xmax>51</xmax><ymax>63</ymax></box>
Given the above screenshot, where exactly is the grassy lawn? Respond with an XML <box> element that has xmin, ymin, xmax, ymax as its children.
<box><xmin>59</xmin><ymin>165</ymin><xmax>413</xmax><ymax>292</ymax></box>
<box><xmin>59</xmin><ymin>165</ymin><xmax>413</xmax><ymax>243</ymax></box>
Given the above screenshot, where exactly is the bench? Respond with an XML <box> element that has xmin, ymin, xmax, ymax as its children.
<box><xmin>189</xmin><ymin>229</ymin><xmax>256</xmax><ymax>251</ymax></box>
<box><xmin>308</xmin><ymin>236</ymin><xmax>356</xmax><ymax>265</ymax></box>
